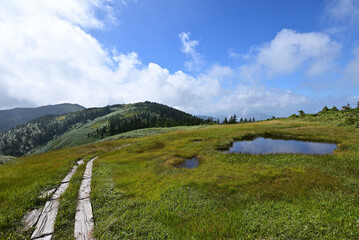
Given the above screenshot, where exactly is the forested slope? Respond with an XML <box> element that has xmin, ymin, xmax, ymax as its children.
<box><xmin>0</xmin><ymin>102</ymin><xmax>208</xmax><ymax>156</ymax></box>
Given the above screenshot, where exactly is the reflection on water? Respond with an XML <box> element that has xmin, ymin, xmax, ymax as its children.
<box><xmin>177</xmin><ymin>158</ymin><xmax>199</xmax><ymax>169</ymax></box>
<box><xmin>227</xmin><ymin>137</ymin><xmax>337</xmax><ymax>154</ymax></box>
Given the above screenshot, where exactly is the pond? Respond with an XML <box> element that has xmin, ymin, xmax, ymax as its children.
<box><xmin>177</xmin><ymin>157</ymin><xmax>199</xmax><ymax>169</ymax></box>
<box><xmin>226</xmin><ymin>137</ymin><xmax>337</xmax><ymax>155</ymax></box>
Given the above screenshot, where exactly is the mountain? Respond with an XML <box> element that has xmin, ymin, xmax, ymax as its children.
<box><xmin>0</xmin><ymin>101</ymin><xmax>206</xmax><ymax>157</ymax></box>
<box><xmin>0</xmin><ymin>103</ymin><xmax>85</xmax><ymax>133</ymax></box>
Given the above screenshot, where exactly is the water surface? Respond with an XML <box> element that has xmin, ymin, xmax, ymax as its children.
<box><xmin>177</xmin><ymin>158</ymin><xmax>199</xmax><ymax>169</ymax></box>
<box><xmin>227</xmin><ymin>137</ymin><xmax>337</xmax><ymax>155</ymax></box>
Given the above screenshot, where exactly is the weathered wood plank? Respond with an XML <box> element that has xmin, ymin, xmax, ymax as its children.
<box><xmin>23</xmin><ymin>208</ymin><xmax>42</xmax><ymax>230</ymax></box>
<box><xmin>34</xmin><ymin>234</ymin><xmax>52</xmax><ymax>240</ymax></box>
<box><xmin>31</xmin><ymin>200</ymin><xmax>59</xmax><ymax>239</ymax></box>
<box><xmin>82</xmin><ymin>160</ymin><xmax>94</xmax><ymax>179</ymax></box>
<box><xmin>77</xmin><ymin>160</ymin><xmax>85</xmax><ymax>165</ymax></box>
<box><xmin>62</xmin><ymin>166</ymin><xmax>78</xmax><ymax>183</ymax></box>
<box><xmin>31</xmin><ymin>162</ymin><xmax>81</xmax><ymax>239</ymax></box>
<box><xmin>74</xmin><ymin>157</ymin><xmax>97</xmax><ymax>240</ymax></box>
<box><xmin>51</xmin><ymin>182</ymin><xmax>69</xmax><ymax>200</ymax></box>
<box><xmin>74</xmin><ymin>199</ymin><xmax>94</xmax><ymax>240</ymax></box>
<box><xmin>78</xmin><ymin>178</ymin><xmax>91</xmax><ymax>200</ymax></box>
<box><xmin>40</xmin><ymin>188</ymin><xmax>56</xmax><ymax>199</ymax></box>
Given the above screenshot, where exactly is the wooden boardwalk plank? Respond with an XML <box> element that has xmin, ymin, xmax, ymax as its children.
<box><xmin>78</xmin><ymin>178</ymin><xmax>91</xmax><ymax>200</ymax></box>
<box><xmin>74</xmin><ymin>157</ymin><xmax>97</xmax><ymax>240</ymax></box>
<box><xmin>23</xmin><ymin>208</ymin><xmax>42</xmax><ymax>230</ymax></box>
<box><xmin>31</xmin><ymin>163</ymin><xmax>80</xmax><ymax>239</ymax></box>
<box><xmin>62</xmin><ymin>166</ymin><xmax>78</xmax><ymax>183</ymax></box>
<box><xmin>31</xmin><ymin>200</ymin><xmax>59</xmax><ymax>239</ymax></box>
<box><xmin>74</xmin><ymin>199</ymin><xmax>94</xmax><ymax>240</ymax></box>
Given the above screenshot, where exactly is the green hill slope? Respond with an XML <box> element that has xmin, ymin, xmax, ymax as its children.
<box><xmin>286</xmin><ymin>105</ymin><xmax>359</xmax><ymax>127</ymax></box>
<box><xmin>0</xmin><ymin>103</ymin><xmax>84</xmax><ymax>133</ymax></box>
<box><xmin>0</xmin><ymin>102</ymin><xmax>206</xmax><ymax>156</ymax></box>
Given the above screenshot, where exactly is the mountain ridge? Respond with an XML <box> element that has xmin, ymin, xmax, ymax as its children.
<box><xmin>0</xmin><ymin>101</ymin><xmax>207</xmax><ymax>156</ymax></box>
<box><xmin>0</xmin><ymin>103</ymin><xmax>85</xmax><ymax>133</ymax></box>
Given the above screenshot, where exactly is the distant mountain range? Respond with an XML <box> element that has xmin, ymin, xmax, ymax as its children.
<box><xmin>0</xmin><ymin>103</ymin><xmax>84</xmax><ymax>133</ymax></box>
<box><xmin>0</xmin><ymin>102</ymin><xmax>207</xmax><ymax>157</ymax></box>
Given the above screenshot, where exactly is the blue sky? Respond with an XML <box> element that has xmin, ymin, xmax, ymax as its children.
<box><xmin>0</xmin><ymin>0</ymin><xmax>358</xmax><ymax>117</ymax></box>
<box><xmin>92</xmin><ymin>0</ymin><xmax>325</xmax><ymax>72</ymax></box>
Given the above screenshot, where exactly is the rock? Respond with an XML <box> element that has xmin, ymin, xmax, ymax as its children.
<box><xmin>23</xmin><ymin>208</ymin><xmax>42</xmax><ymax>230</ymax></box>
<box><xmin>74</xmin><ymin>198</ymin><xmax>94</xmax><ymax>240</ymax></box>
<box><xmin>31</xmin><ymin>200</ymin><xmax>59</xmax><ymax>239</ymax></box>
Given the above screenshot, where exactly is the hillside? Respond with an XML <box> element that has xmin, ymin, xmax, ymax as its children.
<box><xmin>286</xmin><ymin>105</ymin><xmax>359</xmax><ymax>127</ymax></box>
<box><xmin>0</xmin><ymin>103</ymin><xmax>84</xmax><ymax>133</ymax></box>
<box><xmin>0</xmin><ymin>102</ymin><xmax>206</xmax><ymax>156</ymax></box>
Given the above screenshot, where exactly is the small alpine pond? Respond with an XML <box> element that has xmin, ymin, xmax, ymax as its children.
<box><xmin>226</xmin><ymin>137</ymin><xmax>337</xmax><ymax>155</ymax></box>
<box><xmin>176</xmin><ymin>157</ymin><xmax>199</xmax><ymax>169</ymax></box>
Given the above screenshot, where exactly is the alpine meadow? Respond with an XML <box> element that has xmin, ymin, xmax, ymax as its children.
<box><xmin>1</xmin><ymin>0</ymin><xmax>359</xmax><ymax>239</ymax></box>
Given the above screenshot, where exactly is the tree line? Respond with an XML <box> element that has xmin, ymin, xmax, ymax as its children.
<box><xmin>223</xmin><ymin>114</ymin><xmax>255</xmax><ymax>124</ymax></box>
<box><xmin>90</xmin><ymin>102</ymin><xmax>209</xmax><ymax>138</ymax></box>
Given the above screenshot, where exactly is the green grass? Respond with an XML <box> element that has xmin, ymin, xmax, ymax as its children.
<box><xmin>91</xmin><ymin>121</ymin><xmax>359</xmax><ymax>239</ymax></box>
<box><xmin>2</xmin><ymin>120</ymin><xmax>359</xmax><ymax>239</ymax></box>
<box><xmin>97</xmin><ymin>125</ymin><xmax>210</xmax><ymax>142</ymax></box>
<box><xmin>0</xmin><ymin>142</ymin><xmax>118</xmax><ymax>239</ymax></box>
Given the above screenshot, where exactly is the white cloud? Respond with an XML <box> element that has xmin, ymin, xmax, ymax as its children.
<box><xmin>344</xmin><ymin>47</ymin><xmax>359</xmax><ymax>84</ymax></box>
<box><xmin>179</xmin><ymin>32</ymin><xmax>203</xmax><ymax>71</ymax></box>
<box><xmin>228</xmin><ymin>48</ymin><xmax>240</xmax><ymax>59</ymax></box>
<box><xmin>0</xmin><ymin>0</ymin><xmax>310</xmax><ymax>116</ymax></box>
<box><xmin>325</xmin><ymin>0</ymin><xmax>359</xmax><ymax>25</ymax></box>
<box><xmin>241</xmin><ymin>29</ymin><xmax>341</xmax><ymax>78</ymax></box>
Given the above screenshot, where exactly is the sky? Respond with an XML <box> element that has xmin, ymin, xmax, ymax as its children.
<box><xmin>0</xmin><ymin>0</ymin><xmax>359</xmax><ymax>117</ymax></box>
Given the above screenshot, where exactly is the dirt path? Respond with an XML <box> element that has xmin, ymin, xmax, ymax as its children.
<box><xmin>74</xmin><ymin>156</ymin><xmax>97</xmax><ymax>240</ymax></box>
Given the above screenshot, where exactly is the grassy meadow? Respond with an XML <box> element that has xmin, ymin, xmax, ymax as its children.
<box><xmin>1</xmin><ymin>120</ymin><xmax>359</xmax><ymax>239</ymax></box>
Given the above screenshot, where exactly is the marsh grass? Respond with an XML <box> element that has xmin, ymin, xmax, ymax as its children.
<box><xmin>2</xmin><ymin>120</ymin><xmax>359</xmax><ymax>239</ymax></box>
<box><xmin>91</xmin><ymin>121</ymin><xmax>359</xmax><ymax>239</ymax></box>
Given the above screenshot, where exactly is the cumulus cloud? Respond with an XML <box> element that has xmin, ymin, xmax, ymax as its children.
<box><xmin>0</xmin><ymin>0</ymin><xmax>311</xmax><ymax>116</ymax></box>
<box><xmin>239</xmin><ymin>29</ymin><xmax>341</xmax><ymax>79</ymax></box>
<box><xmin>179</xmin><ymin>32</ymin><xmax>203</xmax><ymax>71</ymax></box>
